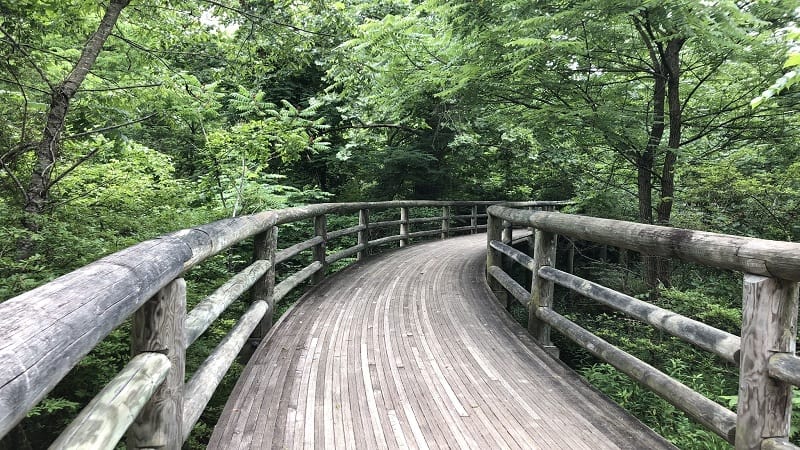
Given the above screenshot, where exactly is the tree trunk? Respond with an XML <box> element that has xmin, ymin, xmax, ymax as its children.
<box><xmin>633</xmin><ymin>14</ymin><xmax>686</xmax><ymax>295</ymax></box>
<box><xmin>638</xmin><ymin>60</ymin><xmax>666</xmax><ymax>290</ymax></box>
<box><xmin>654</xmin><ymin>38</ymin><xmax>685</xmax><ymax>288</ymax></box>
<box><xmin>17</xmin><ymin>0</ymin><xmax>131</xmax><ymax>259</ymax></box>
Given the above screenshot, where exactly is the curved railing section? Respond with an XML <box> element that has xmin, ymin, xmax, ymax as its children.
<box><xmin>0</xmin><ymin>200</ymin><xmax>565</xmax><ymax>449</ymax></box>
<box><xmin>485</xmin><ymin>205</ymin><xmax>800</xmax><ymax>450</ymax></box>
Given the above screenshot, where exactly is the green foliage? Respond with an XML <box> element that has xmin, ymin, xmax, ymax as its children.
<box><xmin>195</xmin><ymin>86</ymin><xmax>332</xmax><ymax>216</ymax></box>
<box><xmin>543</xmin><ymin>251</ymin><xmax>753</xmax><ymax>448</ymax></box>
<box><xmin>583</xmin><ymin>362</ymin><xmax>731</xmax><ymax>449</ymax></box>
<box><xmin>2</xmin><ymin>0</ymin><xmax>800</xmax><ymax>448</ymax></box>
<box><xmin>678</xmin><ymin>145</ymin><xmax>800</xmax><ymax>240</ymax></box>
<box><xmin>720</xmin><ymin>393</ymin><xmax>800</xmax><ymax>442</ymax></box>
<box><xmin>752</xmin><ymin>27</ymin><xmax>800</xmax><ymax>107</ymax></box>
<box><xmin>26</xmin><ymin>398</ymin><xmax>80</xmax><ymax>418</ymax></box>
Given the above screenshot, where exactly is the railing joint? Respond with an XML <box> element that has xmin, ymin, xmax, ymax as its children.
<box><xmin>358</xmin><ymin>209</ymin><xmax>370</xmax><ymax>260</ymax></box>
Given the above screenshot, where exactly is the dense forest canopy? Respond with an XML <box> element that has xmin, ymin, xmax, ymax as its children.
<box><xmin>0</xmin><ymin>0</ymin><xmax>799</xmax><ymax>448</ymax></box>
<box><xmin>1</xmin><ymin>1</ymin><xmax>798</xmax><ymax>243</ymax></box>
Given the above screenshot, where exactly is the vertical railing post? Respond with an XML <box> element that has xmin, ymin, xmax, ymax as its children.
<box><xmin>736</xmin><ymin>275</ymin><xmax>799</xmax><ymax>449</ymax></box>
<box><xmin>567</xmin><ymin>238</ymin><xmax>575</xmax><ymax>274</ymax></box>
<box><xmin>486</xmin><ymin>212</ymin><xmax>507</xmax><ymax>305</ymax></box>
<box><xmin>358</xmin><ymin>208</ymin><xmax>369</xmax><ymax>260</ymax></box>
<box><xmin>527</xmin><ymin>207</ymin><xmax>538</xmax><ymax>257</ymax></box>
<box><xmin>529</xmin><ymin>229</ymin><xmax>558</xmax><ymax>357</ymax></box>
<box><xmin>251</xmin><ymin>227</ymin><xmax>278</xmax><ymax>342</ymax></box>
<box><xmin>499</xmin><ymin>219</ymin><xmax>514</xmax><ymax>309</ymax></box>
<box><xmin>441</xmin><ymin>206</ymin><xmax>450</xmax><ymax>240</ymax></box>
<box><xmin>128</xmin><ymin>278</ymin><xmax>186</xmax><ymax>449</ymax></box>
<box><xmin>525</xmin><ymin>207</ymin><xmax>537</xmax><ymax>289</ymax></box>
<box><xmin>470</xmin><ymin>205</ymin><xmax>478</xmax><ymax>234</ymax></box>
<box><xmin>502</xmin><ymin>220</ymin><xmax>512</xmax><ymax>244</ymax></box>
<box><xmin>400</xmin><ymin>207</ymin><xmax>410</xmax><ymax>247</ymax></box>
<box><xmin>312</xmin><ymin>215</ymin><xmax>327</xmax><ymax>284</ymax></box>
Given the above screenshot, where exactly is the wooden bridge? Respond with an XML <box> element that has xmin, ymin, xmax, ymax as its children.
<box><xmin>208</xmin><ymin>233</ymin><xmax>669</xmax><ymax>449</ymax></box>
<box><xmin>2</xmin><ymin>201</ymin><xmax>800</xmax><ymax>449</ymax></box>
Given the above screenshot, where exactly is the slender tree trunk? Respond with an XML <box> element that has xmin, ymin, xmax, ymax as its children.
<box><xmin>654</xmin><ymin>38</ymin><xmax>685</xmax><ymax>288</ymax></box>
<box><xmin>638</xmin><ymin>62</ymin><xmax>666</xmax><ymax>290</ymax></box>
<box><xmin>17</xmin><ymin>0</ymin><xmax>130</xmax><ymax>259</ymax></box>
<box><xmin>632</xmin><ymin>15</ymin><xmax>686</xmax><ymax>295</ymax></box>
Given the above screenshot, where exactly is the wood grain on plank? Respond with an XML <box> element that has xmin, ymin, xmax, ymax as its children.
<box><xmin>209</xmin><ymin>234</ymin><xmax>675</xmax><ymax>449</ymax></box>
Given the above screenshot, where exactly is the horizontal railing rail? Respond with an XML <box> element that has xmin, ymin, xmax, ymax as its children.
<box><xmin>0</xmin><ymin>199</ymin><xmax>565</xmax><ymax>449</ymax></box>
<box><xmin>485</xmin><ymin>205</ymin><xmax>800</xmax><ymax>450</ymax></box>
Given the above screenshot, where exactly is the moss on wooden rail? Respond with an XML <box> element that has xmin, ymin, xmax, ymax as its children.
<box><xmin>48</xmin><ymin>353</ymin><xmax>170</xmax><ymax>450</ymax></box>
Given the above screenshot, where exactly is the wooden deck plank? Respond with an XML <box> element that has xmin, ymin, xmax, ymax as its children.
<box><xmin>322</xmin><ymin>306</ymin><xmax>345</xmax><ymax>450</ymax></box>
<box><xmin>366</xmin><ymin>273</ymin><xmax>402</xmax><ymax>449</ymax></box>
<box><xmin>444</xmin><ymin>252</ymin><xmax>608</xmax><ymax>450</ymax></box>
<box><xmin>209</xmin><ymin>234</ymin><xmax>677</xmax><ymax>449</ymax></box>
<box><xmin>416</xmin><ymin>268</ymin><xmax>520</xmax><ymax>449</ymax></box>
<box><xmin>397</xmin><ymin>267</ymin><xmax>454</xmax><ymax>449</ymax></box>
<box><xmin>385</xmin><ymin>277</ymin><xmax>431</xmax><ymax>450</ymax></box>
<box><xmin>396</xmin><ymin>288</ymin><xmax>451</xmax><ymax>450</ymax></box>
<box><xmin>425</xmin><ymin>263</ymin><xmax>537</xmax><ymax>450</ymax></box>
<box><xmin>348</xmin><ymin>285</ymin><xmax>379</xmax><ymax>449</ymax></box>
<box><xmin>436</xmin><ymin>259</ymin><xmax>558</xmax><ymax>450</ymax></box>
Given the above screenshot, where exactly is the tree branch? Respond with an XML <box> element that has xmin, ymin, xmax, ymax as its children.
<box><xmin>1</xmin><ymin>60</ymin><xmax>30</xmax><ymax>142</ymax></box>
<box><xmin>0</xmin><ymin>158</ymin><xmax>28</xmax><ymax>202</ymax></box>
<box><xmin>200</xmin><ymin>0</ymin><xmax>336</xmax><ymax>37</ymax></box>
<box><xmin>111</xmin><ymin>31</ymin><xmax>186</xmax><ymax>80</ymax></box>
<box><xmin>631</xmin><ymin>15</ymin><xmax>660</xmax><ymax>72</ymax></box>
<box><xmin>681</xmin><ymin>55</ymin><xmax>728</xmax><ymax>112</ymax></box>
<box><xmin>1</xmin><ymin>142</ymin><xmax>37</xmax><ymax>165</ymax></box>
<box><xmin>323</xmin><ymin>120</ymin><xmax>424</xmax><ymax>136</ymax></box>
<box><xmin>490</xmin><ymin>93</ymin><xmax>548</xmax><ymax>109</ymax></box>
<box><xmin>0</xmin><ymin>24</ymin><xmax>55</xmax><ymax>90</ymax></box>
<box><xmin>63</xmin><ymin>112</ymin><xmax>157</xmax><ymax>140</ymax></box>
<box><xmin>77</xmin><ymin>82</ymin><xmax>162</xmax><ymax>92</ymax></box>
<box><xmin>0</xmin><ymin>77</ymin><xmax>51</xmax><ymax>95</ymax></box>
<box><xmin>24</xmin><ymin>0</ymin><xmax>131</xmax><ymax>216</ymax></box>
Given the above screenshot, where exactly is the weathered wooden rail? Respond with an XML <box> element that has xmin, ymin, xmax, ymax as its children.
<box><xmin>0</xmin><ymin>200</ymin><xmax>563</xmax><ymax>449</ymax></box>
<box><xmin>486</xmin><ymin>205</ymin><xmax>800</xmax><ymax>450</ymax></box>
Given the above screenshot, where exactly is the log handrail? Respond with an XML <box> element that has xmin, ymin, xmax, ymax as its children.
<box><xmin>487</xmin><ymin>207</ymin><xmax>800</xmax><ymax>281</ymax></box>
<box><xmin>0</xmin><ymin>199</ymin><xmax>565</xmax><ymax>448</ymax></box>
<box><xmin>486</xmin><ymin>205</ymin><xmax>800</xmax><ymax>450</ymax></box>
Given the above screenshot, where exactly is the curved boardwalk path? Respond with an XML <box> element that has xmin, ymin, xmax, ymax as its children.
<box><xmin>209</xmin><ymin>234</ymin><xmax>674</xmax><ymax>449</ymax></box>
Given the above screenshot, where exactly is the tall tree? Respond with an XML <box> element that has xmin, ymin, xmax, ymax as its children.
<box><xmin>2</xmin><ymin>0</ymin><xmax>131</xmax><ymax>258</ymax></box>
<box><xmin>332</xmin><ymin>0</ymin><xmax>797</xmax><ymax>288</ymax></box>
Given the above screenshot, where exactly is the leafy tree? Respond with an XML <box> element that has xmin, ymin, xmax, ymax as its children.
<box><xmin>332</xmin><ymin>0</ymin><xmax>798</xmax><ymax>286</ymax></box>
<box><xmin>753</xmin><ymin>26</ymin><xmax>800</xmax><ymax>107</ymax></box>
<box><xmin>1</xmin><ymin>0</ymin><xmax>132</xmax><ymax>258</ymax></box>
<box><xmin>200</xmin><ymin>87</ymin><xmax>331</xmax><ymax>215</ymax></box>
<box><xmin>1</xmin><ymin>1</ymin><xmax>799</xmax><ymax>448</ymax></box>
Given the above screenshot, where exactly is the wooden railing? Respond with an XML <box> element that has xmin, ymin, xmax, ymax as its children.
<box><xmin>486</xmin><ymin>205</ymin><xmax>800</xmax><ymax>450</ymax></box>
<box><xmin>0</xmin><ymin>200</ymin><xmax>564</xmax><ymax>449</ymax></box>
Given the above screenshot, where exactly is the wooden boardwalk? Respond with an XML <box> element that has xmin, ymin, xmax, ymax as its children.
<box><xmin>209</xmin><ymin>234</ymin><xmax>675</xmax><ymax>449</ymax></box>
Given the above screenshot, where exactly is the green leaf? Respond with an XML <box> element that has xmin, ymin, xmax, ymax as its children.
<box><xmin>784</xmin><ymin>53</ymin><xmax>800</xmax><ymax>68</ymax></box>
